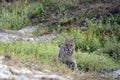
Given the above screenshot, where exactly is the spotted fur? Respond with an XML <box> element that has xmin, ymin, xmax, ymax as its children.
<box><xmin>58</xmin><ymin>38</ymin><xmax>77</xmax><ymax>70</ymax></box>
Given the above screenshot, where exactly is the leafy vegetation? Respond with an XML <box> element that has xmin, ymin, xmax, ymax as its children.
<box><xmin>101</xmin><ymin>43</ymin><xmax>120</xmax><ymax>62</ymax></box>
<box><xmin>0</xmin><ymin>0</ymin><xmax>120</xmax><ymax>74</ymax></box>
<box><xmin>0</xmin><ymin>42</ymin><xmax>119</xmax><ymax>72</ymax></box>
<box><xmin>0</xmin><ymin>1</ymin><xmax>46</xmax><ymax>29</ymax></box>
<box><xmin>77</xmin><ymin>52</ymin><xmax>119</xmax><ymax>72</ymax></box>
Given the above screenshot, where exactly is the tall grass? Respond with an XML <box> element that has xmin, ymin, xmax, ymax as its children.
<box><xmin>0</xmin><ymin>42</ymin><xmax>59</xmax><ymax>63</ymax></box>
<box><xmin>0</xmin><ymin>0</ymin><xmax>120</xmax><ymax>73</ymax></box>
<box><xmin>0</xmin><ymin>42</ymin><xmax>73</xmax><ymax>74</ymax></box>
<box><xmin>0</xmin><ymin>1</ymin><xmax>46</xmax><ymax>30</ymax></box>
<box><xmin>77</xmin><ymin>52</ymin><xmax>120</xmax><ymax>72</ymax></box>
<box><xmin>0</xmin><ymin>41</ymin><xmax>119</xmax><ymax>72</ymax></box>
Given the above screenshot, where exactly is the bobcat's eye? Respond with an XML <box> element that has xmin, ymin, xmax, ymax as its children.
<box><xmin>66</xmin><ymin>44</ymin><xmax>68</xmax><ymax>46</ymax></box>
<box><xmin>70</xmin><ymin>44</ymin><xmax>73</xmax><ymax>46</ymax></box>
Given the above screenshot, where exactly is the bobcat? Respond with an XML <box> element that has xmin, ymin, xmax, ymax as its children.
<box><xmin>58</xmin><ymin>38</ymin><xmax>77</xmax><ymax>70</ymax></box>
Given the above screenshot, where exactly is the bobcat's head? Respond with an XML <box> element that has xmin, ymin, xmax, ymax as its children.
<box><xmin>63</xmin><ymin>38</ymin><xmax>76</xmax><ymax>55</ymax></box>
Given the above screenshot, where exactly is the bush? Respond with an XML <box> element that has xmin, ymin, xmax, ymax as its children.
<box><xmin>76</xmin><ymin>52</ymin><xmax>120</xmax><ymax>72</ymax></box>
<box><xmin>0</xmin><ymin>42</ymin><xmax>119</xmax><ymax>72</ymax></box>
<box><xmin>102</xmin><ymin>42</ymin><xmax>120</xmax><ymax>62</ymax></box>
<box><xmin>60</xmin><ymin>28</ymin><xmax>101</xmax><ymax>52</ymax></box>
<box><xmin>0</xmin><ymin>1</ymin><xmax>46</xmax><ymax>30</ymax></box>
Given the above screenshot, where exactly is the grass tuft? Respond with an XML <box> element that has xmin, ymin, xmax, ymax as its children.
<box><xmin>0</xmin><ymin>42</ymin><xmax>119</xmax><ymax>73</ymax></box>
<box><xmin>77</xmin><ymin>52</ymin><xmax>120</xmax><ymax>72</ymax></box>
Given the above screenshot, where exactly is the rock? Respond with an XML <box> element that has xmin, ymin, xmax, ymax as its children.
<box><xmin>18</xmin><ymin>26</ymin><xmax>39</xmax><ymax>35</ymax></box>
<box><xmin>17</xmin><ymin>75</ymin><xmax>30</xmax><ymax>80</ymax></box>
<box><xmin>0</xmin><ymin>55</ymin><xmax>11</xmax><ymax>61</ymax></box>
<box><xmin>0</xmin><ymin>55</ymin><xmax>11</xmax><ymax>64</ymax></box>
<box><xmin>43</xmin><ymin>69</ymin><xmax>51</xmax><ymax>73</ymax></box>
<box><xmin>9</xmin><ymin>67</ymin><xmax>33</xmax><ymax>75</ymax></box>
<box><xmin>0</xmin><ymin>26</ymin><xmax>59</xmax><ymax>43</ymax></box>
<box><xmin>0</xmin><ymin>63</ymin><xmax>70</xmax><ymax>80</ymax></box>
<box><xmin>0</xmin><ymin>56</ymin><xmax>71</xmax><ymax>80</ymax></box>
<box><xmin>32</xmin><ymin>74</ymin><xmax>68</xmax><ymax>80</ymax></box>
<box><xmin>1</xmin><ymin>55</ymin><xmax>120</xmax><ymax>80</ymax></box>
<box><xmin>0</xmin><ymin>65</ymin><xmax>13</xmax><ymax>80</ymax></box>
<box><xmin>100</xmin><ymin>70</ymin><xmax>120</xmax><ymax>80</ymax></box>
<box><xmin>112</xmin><ymin>70</ymin><xmax>120</xmax><ymax>79</ymax></box>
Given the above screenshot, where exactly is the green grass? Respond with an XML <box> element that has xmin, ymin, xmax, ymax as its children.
<box><xmin>0</xmin><ymin>0</ymin><xmax>120</xmax><ymax>75</ymax></box>
<box><xmin>0</xmin><ymin>0</ymin><xmax>78</xmax><ymax>30</ymax></box>
<box><xmin>0</xmin><ymin>0</ymin><xmax>120</xmax><ymax>30</ymax></box>
<box><xmin>0</xmin><ymin>42</ymin><xmax>59</xmax><ymax>63</ymax></box>
<box><xmin>0</xmin><ymin>1</ymin><xmax>46</xmax><ymax>30</ymax></box>
<box><xmin>77</xmin><ymin>52</ymin><xmax>120</xmax><ymax>72</ymax></box>
<box><xmin>0</xmin><ymin>41</ymin><xmax>119</xmax><ymax>73</ymax></box>
<box><xmin>59</xmin><ymin>28</ymin><xmax>102</xmax><ymax>52</ymax></box>
<box><xmin>0</xmin><ymin>41</ymin><xmax>72</xmax><ymax>74</ymax></box>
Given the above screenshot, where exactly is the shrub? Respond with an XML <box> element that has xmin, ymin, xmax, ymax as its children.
<box><xmin>0</xmin><ymin>42</ymin><xmax>119</xmax><ymax>72</ymax></box>
<box><xmin>102</xmin><ymin>42</ymin><xmax>120</xmax><ymax>62</ymax></box>
<box><xmin>0</xmin><ymin>1</ymin><xmax>46</xmax><ymax>30</ymax></box>
<box><xmin>76</xmin><ymin>52</ymin><xmax>120</xmax><ymax>72</ymax></box>
<box><xmin>60</xmin><ymin>28</ymin><xmax>101</xmax><ymax>52</ymax></box>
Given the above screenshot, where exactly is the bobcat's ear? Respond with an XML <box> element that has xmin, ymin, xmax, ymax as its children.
<box><xmin>72</xmin><ymin>38</ymin><xmax>76</xmax><ymax>43</ymax></box>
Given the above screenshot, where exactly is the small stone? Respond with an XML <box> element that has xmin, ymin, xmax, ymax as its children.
<box><xmin>32</xmin><ymin>74</ymin><xmax>68</xmax><ymax>80</ymax></box>
<box><xmin>112</xmin><ymin>70</ymin><xmax>120</xmax><ymax>79</ymax></box>
<box><xmin>17</xmin><ymin>75</ymin><xmax>30</xmax><ymax>80</ymax></box>
<box><xmin>10</xmin><ymin>67</ymin><xmax>33</xmax><ymax>75</ymax></box>
<box><xmin>0</xmin><ymin>65</ymin><xmax>12</xmax><ymax>80</ymax></box>
<box><xmin>44</xmin><ymin>69</ymin><xmax>51</xmax><ymax>73</ymax></box>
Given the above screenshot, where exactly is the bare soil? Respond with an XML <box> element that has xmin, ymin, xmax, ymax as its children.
<box><xmin>30</xmin><ymin>1</ymin><xmax>120</xmax><ymax>27</ymax></box>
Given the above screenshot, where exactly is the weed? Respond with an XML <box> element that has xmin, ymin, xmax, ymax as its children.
<box><xmin>101</xmin><ymin>42</ymin><xmax>120</xmax><ymax>62</ymax></box>
<box><xmin>0</xmin><ymin>42</ymin><xmax>119</xmax><ymax>72</ymax></box>
<box><xmin>59</xmin><ymin>29</ymin><xmax>101</xmax><ymax>52</ymax></box>
<box><xmin>77</xmin><ymin>52</ymin><xmax>120</xmax><ymax>72</ymax></box>
<box><xmin>0</xmin><ymin>1</ymin><xmax>46</xmax><ymax>30</ymax></box>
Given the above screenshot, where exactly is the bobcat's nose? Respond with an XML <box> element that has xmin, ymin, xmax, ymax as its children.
<box><xmin>67</xmin><ymin>49</ymin><xmax>70</xmax><ymax>51</ymax></box>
